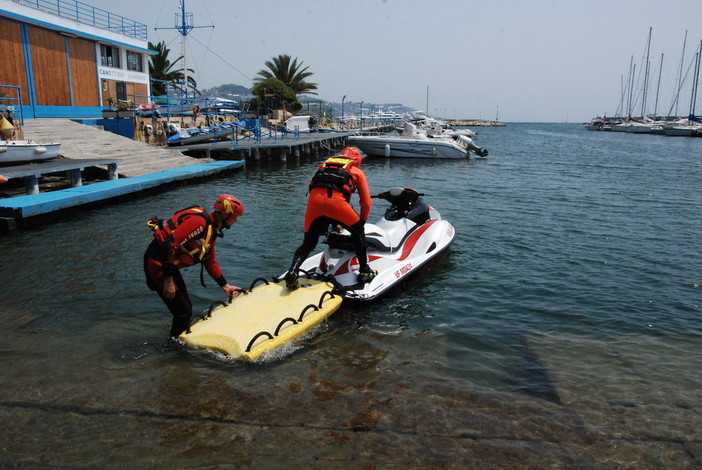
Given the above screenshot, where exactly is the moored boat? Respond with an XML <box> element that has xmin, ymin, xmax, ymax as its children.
<box><xmin>166</xmin><ymin>121</ymin><xmax>244</xmax><ymax>146</ymax></box>
<box><xmin>583</xmin><ymin>117</ymin><xmax>618</xmax><ymax>131</ymax></box>
<box><xmin>348</xmin><ymin>122</ymin><xmax>487</xmax><ymax>159</ymax></box>
<box><xmin>0</xmin><ymin>140</ymin><xmax>61</xmax><ymax>165</ymax></box>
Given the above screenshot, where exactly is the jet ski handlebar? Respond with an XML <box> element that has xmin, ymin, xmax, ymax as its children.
<box><xmin>371</xmin><ymin>186</ymin><xmax>424</xmax><ymax>202</ymax></box>
<box><xmin>373</xmin><ymin>187</ymin><xmax>431</xmax><ymax>224</ymax></box>
<box><xmin>372</xmin><ymin>187</ymin><xmax>425</xmax><ymax>203</ymax></box>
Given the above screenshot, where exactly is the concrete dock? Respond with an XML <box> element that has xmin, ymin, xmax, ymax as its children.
<box><xmin>180</xmin><ymin>131</ymin><xmax>351</xmax><ymax>161</ymax></box>
<box><xmin>19</xmin><ymin>118</ymin><xmax>211</xmax><ymax>177</ymax></box>
<box><xmin>174</xmin><ymin>124</ymin><xmax>395</xmax><ymax>161</ymax></box>
<box><xmin>0</xmin><ymin>119</ymin><xmax>245</xmax><ymax>232</ymax></box>
<box><xmin>0</xmin><ymin>117</ymin><xmax>388</xmax><ymax>232</ymax></box>
<box><xmin>0</xmin><ymin>160</ymin><xmax>244</xmax><ymax>217</ymax></box>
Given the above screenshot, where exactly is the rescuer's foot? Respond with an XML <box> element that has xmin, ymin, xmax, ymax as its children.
<box><xmin>358</xmin><ymin>266</ymin><xmax>377</xmax><ymax>284</ymax></box>
<box><xmin>284</xmin><ymin>271</ymin><xmax>299</xmax><ymax>291</ymax></box>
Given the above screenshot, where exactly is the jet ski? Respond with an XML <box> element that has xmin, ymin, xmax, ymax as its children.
<box><xmin>286</xmin><ymin>187</ymin><xmax>456</xmax><ymax>301</ymax></box>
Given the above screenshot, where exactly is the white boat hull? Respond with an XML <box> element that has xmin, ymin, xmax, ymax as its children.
<box><xmin>348</xmin><ymin>135</ymin><xmax>468</xmax><ymax>159</ymax></box>
<box><xmin>0</xmin><ymin>140</ymin><xmax>61</xmax><ymax>165</ymax></box>
<box><xmin>626</xmin><ymin>124</ymin><xmax>657</xmax><ymax>134</ymax></box>
<box><xmin>662</xmin><ymin>125</ymin><xmax>701</xmax><ymax>137</ymax></box>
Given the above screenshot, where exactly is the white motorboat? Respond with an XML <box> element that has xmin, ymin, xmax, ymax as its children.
<box><xmin>583</xmin><ymin>117</ymin><xmax>617</xmax><ymax>131</ymax></box>
<box><xmin>348</xmin><ymin>122</ymin><xmax>488</xmax><ymax>159</ymax></box>
<box><xmin>0</xmin><ymin>140</ymin><xmax>61</xmax><ymax>165</ymax></box>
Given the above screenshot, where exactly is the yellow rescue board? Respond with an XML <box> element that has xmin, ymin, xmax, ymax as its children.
<box><xmin>179</xmin><ymin>278</ymin><xmax>342</xmax><ymax>360</ymax></box>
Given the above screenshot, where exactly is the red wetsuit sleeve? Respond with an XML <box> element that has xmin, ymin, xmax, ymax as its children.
<box><xmin>203</xmin><ymin>244</ymin><xmax>227</xmax><ymax>287</ymax></box>
<box><xmin>352</xmin><ymin>167</ymin><xmax>372</xmax><ymax>221</ymax></box>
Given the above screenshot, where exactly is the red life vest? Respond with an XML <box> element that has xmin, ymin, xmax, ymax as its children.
<box><xmin>308</xmin><ymin>156</ymin><xmax>357</xmax><ymax>200</ymax></box>
<box><xmin>147</xmin><ymin>206</ymin><xmax>215</xmax><ymax>266</ymax></box>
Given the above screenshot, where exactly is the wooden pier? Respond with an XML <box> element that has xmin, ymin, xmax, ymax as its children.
<box><xmin>20</xmin><ymin>118</ymin><xmax>208</xmax><ymax>177</ymax></box>
<box><xmin>0</xmin><ymin>118</ymin><xmax>393</xmax><ymax>232</ymax></box>
<box><xmin>19</xmin><ymin>118</ymin><xmax>394</xmax><ymax>166</ymax></box>
<box><xmin>0</xmin><ymin>119</ymin><xmax>243</xmax><ymax>232</ymax></box>
<box><xmin>1</xmin><ymin>157</ymin><xmax>121</xmax><ymax>195</ymax></box>
<box><xmin>177</xmin><ymin>131</ymin><xmax>354</xmax><ymax>161</ymax></box>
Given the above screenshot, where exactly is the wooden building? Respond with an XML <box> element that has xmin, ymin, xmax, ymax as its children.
<box><xmin>0</xmin><ymin>0</ymin><xmax>153</xmax><ymax>119</ymax></box>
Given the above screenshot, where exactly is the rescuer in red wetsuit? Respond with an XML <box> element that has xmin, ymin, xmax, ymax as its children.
<box><xmin>144</xmin><ymin>194</ymin><xmax>244</xmax><ymax>337</ymax></box>
<box><xmin>285</xmin><ymin>147</ymin><xmax>376</xmax><ymax>290</ymax></box>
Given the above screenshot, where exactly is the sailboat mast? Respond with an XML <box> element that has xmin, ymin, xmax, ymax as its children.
<box><xmin>426</xmin><ymin>85</ymin><xmax>429</xmax><ymax>117</ymax></box>
<box><xmin>641</xmin><ymin>27</ymin><xmax>652</xmax><ymax>118</ymax></box>
<box><xmin>653</xmin><ymin>53</ymin><xmax>664</xmax><ymax>117</ymax></box>
<box><xmin>675</xmin><ymin>31</ymin><xmax>688</xmax><ymax>117</ymax></box>
<box><xmin>627</xmin><ymin>58</ymin><xmax>635</xmax><ymax>116</ymax></box>
<box><xmin>689</xmin><ymin>41</ymin><xmax>702</xmax><ymax>117</ymax></box>
<box><xmin>616</xmin><ymin>74</ymin><xmax>625</xmax><ymax>117</ymax></box>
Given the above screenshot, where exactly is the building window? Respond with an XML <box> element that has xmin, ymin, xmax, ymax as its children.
<box><xmin>126</xmin><ymin>51</ymin><xmax>143</xmax><ymax>72</ymax></box>
<box><xmin>100</xmin><ymin>44</ymin><xmax>120</xmax><ymax>68</ymax></box>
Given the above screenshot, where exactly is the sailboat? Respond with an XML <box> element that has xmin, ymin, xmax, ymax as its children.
<box><xmin>663</xmin><ymin>40</ymin><xmax>702</xmax><ymax>136</ymax></box>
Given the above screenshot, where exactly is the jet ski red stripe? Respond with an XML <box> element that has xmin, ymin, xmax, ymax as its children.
<box><xmin>398</xmin><ymin>219</ymin><xmax>438</xmax><ymax>261</ymax></box>
<box><xmin>336</xmin><ymin>254</ymin><xmax>383</xmax><ymax>275</ymax></box>
<box><xmin>336</xmin><ymin>259</ymin><xmax>353</xmax><ymax>275</ymax></box>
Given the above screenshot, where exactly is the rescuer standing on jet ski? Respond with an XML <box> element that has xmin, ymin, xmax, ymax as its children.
<box><xmin>285</xmin><ymin>147</ymin><xmax>376</xmax><ymax>290</ymax></box>
<box><xmin>144</xmin><ymin>194</ymin><xmax>244</xmax><ymax>337</ymax></box>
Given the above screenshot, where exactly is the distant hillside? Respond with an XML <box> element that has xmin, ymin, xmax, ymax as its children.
<box><xmin>200</xmin><ymin>84</ymin><xmax>252</xmax><ymax>99</ymax></box>
<box><xmin>201</xmin><ymin>84</ymin><xmax>418</xmax><ymax>116</ymax></box>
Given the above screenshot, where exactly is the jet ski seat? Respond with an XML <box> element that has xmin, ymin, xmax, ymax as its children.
<box><xmin>325</xmin><ymin>229</ymin><xmax>394</xmax><ymax>253</ymax></box>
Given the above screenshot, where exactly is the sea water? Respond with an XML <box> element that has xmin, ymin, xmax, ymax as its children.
<box><xmin>0</xmin><ymin>123</ymin><xmax>700</xmax><ymax>467</ymax></box>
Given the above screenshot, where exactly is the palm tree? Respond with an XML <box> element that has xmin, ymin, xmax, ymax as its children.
<box><xmin>255</xmin><ymin>54</ymin><xmax>318</xmax><ymax>96</ymax></box>
<box><xmin>148</xmin><ymin>41</ymin><xmax>197</xmax><ymax>96</ymax></box>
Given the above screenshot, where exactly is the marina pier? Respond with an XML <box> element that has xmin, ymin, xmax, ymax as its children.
<box><xmin>0</xmin><ymin>118</ymin><xmax>396</xmax><ymax>232</ymax></box>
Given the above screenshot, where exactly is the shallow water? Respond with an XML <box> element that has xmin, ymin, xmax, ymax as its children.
<box><xmin>1</xmin><ymin>123</ymin><xmax>700</xmax><ymax>468</ymax></box>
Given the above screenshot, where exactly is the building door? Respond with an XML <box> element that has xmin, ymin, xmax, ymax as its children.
<box><xmin>100</xmin><ymin>79</ymin><xmax>110</xmax><ymax>107</ymax></box>
<box><xmin>116</xmin><ymin>81</ymin><xmax>127</xmax><ymax>101</ymax></box>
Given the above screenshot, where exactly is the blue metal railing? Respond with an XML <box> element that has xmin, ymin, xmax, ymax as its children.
<box><xmin>13</xmin><ymin>0</ymin><xmax>147</xmax><ymax>41</ymax></box>
<box><xmin>0</xmin><ymin>85</ymin><xmax>24</xmax><ymax>125</ymax></box>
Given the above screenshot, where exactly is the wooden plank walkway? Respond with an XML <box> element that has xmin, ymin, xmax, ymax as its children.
<box><xmin>185</xmin><ymin>126</ymin><xmax>394</xmax><ymax>150</ymax></box>
<box><xmin>20</xmin><ymin>118</ymin><xmax>211</xmax><ymax>177</ymax></box>
<box><xmin>0</xmin><ymin>119</ymin><xmax>248</xmax><ymax>231</ymax></box>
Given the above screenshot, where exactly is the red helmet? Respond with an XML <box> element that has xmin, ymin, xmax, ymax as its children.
<box><xmin>214</xmin><ymin>194</ymin><xmax>244</xmax><ymax>217</ymax></box>
<box><xmin>340</xmin><ymin>146</ymin><xmax>363</xmax><ymax>166</ymax></box>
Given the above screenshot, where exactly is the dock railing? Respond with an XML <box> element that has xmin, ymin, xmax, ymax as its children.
<box><xmin>1</xmin><ymin>85</ymin><xmax>24</xmax><ymax>138</ymax></box>
<box><xmin>13</xmin><ymin>0</ymin><xmax>147</xmax><ymax>40</ymax></box>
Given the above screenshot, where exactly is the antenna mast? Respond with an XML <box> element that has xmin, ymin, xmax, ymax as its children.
<box><xmin>155</xmin><ymin>1</ymin><xmax>213</xmax><ymax>98</ymax></box>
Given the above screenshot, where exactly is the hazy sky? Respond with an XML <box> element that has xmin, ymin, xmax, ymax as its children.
<box><xmin>87</xmin><ymin>0</ymin><xmax>702</xmax><ymax>122</ymax></box>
